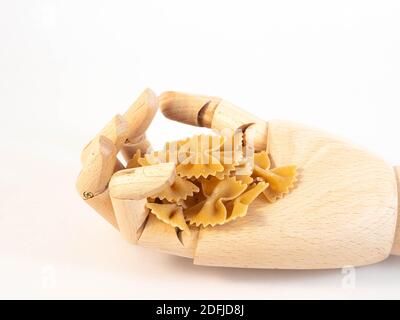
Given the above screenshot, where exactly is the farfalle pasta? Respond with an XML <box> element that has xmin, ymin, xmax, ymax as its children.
<box><xmin>252</xmin><ymin>151</ymin><xmax>297</xmax><ymax>202</ymax></box>
<box><xmin>127</xmin><ymin>130</ymin><xmax>297</xmax><ymax>232</ymax></box>
<box><xmin>225</xmin><ymin>182</ymin><xmax>269</xmax><ymax>223</ymax></box>
<box><xmin>176</xmin><ymin>135</ymin><xmax>226</xmax><ymax>179</ymax></box>
<box><xmin>146</xmin><ymin>202</ymin><xmax>190</xmax><ymax>235</ymax></box>
<box><xmin>185</xmin><ymin>176</ymin><xmax>248</xmax><ymax>227</ymax></box>
<box><xmin>151</xmin><ymin>176</ymin><xmax>199</xmax><ymax>203</ymax></box>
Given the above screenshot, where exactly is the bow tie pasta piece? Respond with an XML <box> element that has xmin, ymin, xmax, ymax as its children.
<box><xmin>252</xmin><ymin>151</ymin><xmax>297</xmax><ymax>202</ymax></box>
<box><xmin>184</xmin><ymin>176</ymin><xmax>247</xmax><ymax>227</ymax></box>
<box><xmin>137</xmin><ymin>138</ymin><xmax>191</xmax><ymax>167</ymax></box>
<box><xmin>213</xmin><ymin>130</ymin><xmax>247</xmax><ymax>179</ymax></box>
<box><xmin>176</xmin><ymin>135</ymin><xmax>226</xmax><ymax>179</ymax></box>
<box><xmin>138</xmin><ymin>151</ymin><xmax>163</xmax><ymax>166</ymax></box>
<box><xmin>219</xmin><ymin>129</ymin><xmax>244</xmax><ymax>165</ymax></box>
<box><xmin>183</xmin><ymin>196</ymin><xmax>205</xmax><ymax>209</ymax></box>
<box><xmin>138</xmin><ymin>150</ymin><xmax>179</xmax><ymax>166</ymax></box>
<box><xmin>234</xmin><ymin>159</ymin><xmax>254</xmax><ymax>177</ymax></box>
<box><xmin>127</xmin><ymin>149</ymin><xmax>177</xmax><ymax>169</ymax></box>
<box><xmin>151</xmin><ymin>176</ymin><xmax>200</xmax><ymax>203</ymax></box>
<box><xmin>225</xmin><ymin>182</ymin><xmax>269</xmax><ymax>223</ymax></box>
<box><xmin>177</xmin><ymin>160</ymin><xmax>224</xmax><ymax>179</ymax></box>
<box><xmin>213</xmin><ymin>130</ymin><xmax>249</xmax><ymax>180</ymax></box>
<box><xmin>126</xmin><ymin>149</ymin><xmax>142</xmax><ymax>169</ymax></box>
<box><xmin>261</xmin><ymin>166</ymin><xmax>297</xmax><ymax>202</ymax></box>
<box><xmin>165</xmin><ymin>137</ymin><xmax>191</xmax><ymax>155</ymax></box>
<box><xmin>155</xmin><ymin>137</ymin><xmax>192</xmax><ymax>164</ymax></box>
<box><xmin>146</xmin><ymin>202</ymin><xmax>190</xmax><ymax>235</ymax></box>
<box><xmin>214</xmin><ymin>162</ymin><xmax>236</xmax><ymax>180</ymax></box>
<box><xmin>254</xmin><ymin>151</ymin><xmax>271</xmax><ymax>169</ymax></box>
<box><xmin>235</xmin><ymin>175</ymin><xmax>254</xmax><ymax>185</ymax></box>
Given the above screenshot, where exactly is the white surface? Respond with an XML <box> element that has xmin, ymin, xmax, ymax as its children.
<box><xmin>1</xmin><ymin>0</ymin><xmax>400</xmax><ymax>299</ymax></box>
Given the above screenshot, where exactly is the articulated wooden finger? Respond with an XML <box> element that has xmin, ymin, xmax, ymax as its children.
<box><xmin>159</xmin><ymin>91</ymin><xmax>269</xmax><ymax>151</ymax></box>
<box><xmin>392</xmin><ymin>166</ymin><xmax>400</xmax><ymax>256</ymax></box>
<box><xmin>158</xmin><ymin>91</ymin><xmax>221</xmax><ymax>127</ymax></box>
<box><xmin>109</xmin><ymin>163</ymin><xmax>176</xmax><ymax>200</ymax></box>
<box><xmin>76</xmin><ymin>136</ymin><xmax>118</xmax><ymax>198</ymax></box>
<box><xmin>110</xmin><ymin>198</ymin><xmax>148</xmax><ymax>243</ymax></box>
<box><xmin>81</xmin><ymin>88</ymin><xmax>157</xmax><ymax>165</ymax></box>
<box><xmin>121</xmin><ymin>134</ymin><xmax>152</xmax><ymax>163</ymax></box>
<box><xmin>109</xmin><ymin>163</ymin><xmax>176</xmax><ymax>243</ymax></box>
<box><xmin>81</xmin><ymin>114</ymin><xmax>129</xmax><ymax>164</ymax></box>
<box><xmin>138</xmin><ymin>214</ymin><xmax>199</xmax><ymax>258</ymax></box>
<box><xmin>85</xmin><ymin>189</ymin><xmax>118</xmax><ymax>229</ymax></box>
<box><xmin>77</xmin><ymin>88</ymin><xmax>158</xmax><ymax>229</ymax></box>
<box><xmin>212</xmin><ymin>100</ymin><xmax>269</xmax><ymax>151</ymax></box>
<box><xmin>123</xmin><ymin>88</ymin><xmax>158</xmax><ymax>141</ymax></box>
<box><xmin>76</xmin><ymin>136</ymin><xmax>122</xmax><ymax>228</ymax></box>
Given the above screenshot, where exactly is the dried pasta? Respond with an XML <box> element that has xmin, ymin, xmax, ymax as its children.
<box><xmin>151</xmin><ymin>176</ymin><xmax>200</xmax><ymax>203</ymax></box>
<box><xmin>126</xmin><ymin>149</ymin><xmax>142</xmax><ymax>169</ymax></box>
<box><xmin>219</xmin><ymin>129</ymin><xmax>244</xmax><ymax>165</ymax></box>
<box><xmin>214</xmin><ymin>162</ymin><xmax>236</xmax><ymax>180</ymax></box>
<box><xmin>225</xmin><ymin>182</ymin><xmax>268</xmax><ymax>223</ymax></box>
<box><xmin>146</xmin><ymin>202</ymin><xmax>190</xmax><ymax>234</ymax></box>
<box><xmin>126</xmin><ymin>131</ymin><xmax>297</xmax><ymax>232</ymax></box>
<box><xmin>138</xmin><ymin>151</ymin><xmax>164</xmax><ymax>166</ymax></box>
<box><xmin>252</xmin><ymin>151</ymin><xmax>297</xmax><ymax>202</ymax></box>
<box><xmin>184</xmin><ymin>177</ymin><xmax>247</xmax><ymax>227</ymax></box>
<box><xmin>176</xmin><ymin>135</ymin><xmax>226</xmax><ymax>179</ymax></box>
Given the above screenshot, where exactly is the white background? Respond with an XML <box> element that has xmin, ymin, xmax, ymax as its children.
<box><xmin>0</xmin><ymin>0</ymin><xmax>400</xmax><ymax>299</ymax></box>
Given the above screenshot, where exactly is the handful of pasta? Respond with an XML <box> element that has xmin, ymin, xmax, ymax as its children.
<box><xmin>77</xmin><ymin>89</ymin><xmax>400</xmax><ymax>269</ymax></box>
<box><xmin>127</xmin><ymin>132</ymin><xmax>296</xmax><ymax>235</ymax></box>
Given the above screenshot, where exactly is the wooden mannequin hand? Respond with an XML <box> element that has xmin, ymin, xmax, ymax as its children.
<box><xmin>77</xmin><ymin>89</ymin><xmax>400</xmax><ymax>269</ymax></box>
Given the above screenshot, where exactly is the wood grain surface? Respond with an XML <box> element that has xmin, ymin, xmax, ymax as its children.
<box><xmin>193</xmin><ymin>121</ymin><xmax>397</xmax><ymax>269</ymax></box>
<box><xmin>392</xmin><ymin>166</ymin><xmax>400</xmax><ymax>255</ymax></box>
